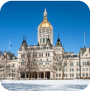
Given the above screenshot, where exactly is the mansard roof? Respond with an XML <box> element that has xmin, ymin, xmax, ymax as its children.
<box><xmin>79</xmin><ymin>48</ymin><xmax>86</xmax><ymax>55</ymax></box>
<box><xmin>79</xmin><ymin>47</ymin><xmax>90</xmax><ymax>56</ymax></box>
<box><xmin>19</xmin><ymin>36</ymin><xmax>28</xmax><ymax>51</ymax></box>
<box><xmin>19</xmin><ymin>40</ymin><xmax>28</xmax><ymax>51</ymax></box>
<box><xmin>1</xmin><ymin>51</ymin><xmax>16</xmax><ymax>60</ymax></box>
<box><xmin>7</xmin><ymin>52</ymin><xmax>16</xmax><ymax>59</ymax></box>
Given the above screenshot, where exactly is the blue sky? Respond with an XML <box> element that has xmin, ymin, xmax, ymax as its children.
<box><xmin>0</xmin><ymin>1</ymin><xmax>90</xmax><ymax>56</ymax></box>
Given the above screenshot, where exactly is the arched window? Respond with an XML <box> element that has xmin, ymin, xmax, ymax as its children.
<box><xmin>46</xmin><ymin>53</ymin><xmax>47</xmax><ymax>57</ymax></box>
<box><xmin>46</xmin><ymin>60</ymin><xmax>50</xmax><ymax>65</ymax></box>
<box><xmin>39</xmin><ymin>59</ymin><xmax>43</xmax><ymax>65</ymax></box>
<box><xmin>43</xmin><ymin>38</ymin><xmax>45</xmax><ymax>43</ymax></box>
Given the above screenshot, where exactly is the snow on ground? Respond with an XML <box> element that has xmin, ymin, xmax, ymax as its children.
<box><xmin>0</xmin><ymin>79</ymin><xmax>90</xmax><ymax>91</ymax></box>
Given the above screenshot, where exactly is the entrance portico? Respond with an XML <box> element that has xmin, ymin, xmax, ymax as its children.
<box><xmin>21</xmin><ymin>71</ymin><xmax>51</xmax><ymax>79</ymax></box>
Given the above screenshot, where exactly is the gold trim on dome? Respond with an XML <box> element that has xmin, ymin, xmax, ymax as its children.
<box><xmin>39</xmin><ymin>20</ymin><xmax>52</xmax><ymax>29</ymax></box>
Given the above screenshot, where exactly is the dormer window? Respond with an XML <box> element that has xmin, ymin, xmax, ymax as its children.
<box><xmin>57</xmin><ymin>43</ymin><xmax>59</xmax><ymax>45</ymax></box>
<box><xmin>22</xmin><ymin>47</ymin><xmax>25</xmax><ymax>51</ymax></box>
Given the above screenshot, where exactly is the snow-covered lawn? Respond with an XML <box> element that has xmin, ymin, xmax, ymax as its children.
<box><xmin>0</xmin><ymin>79</ymin><xmax>90</xmax><ymax>91</ymax></box>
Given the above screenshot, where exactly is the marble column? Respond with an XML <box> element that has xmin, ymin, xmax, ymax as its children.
<box><xmin>34</xmin><ymin>73</ymin><xmax>35</xmax><ymax>78</ymax></box>
<box><xmin>46</xmin><ymin>72</ymin><xmax>47</xmax><ymax>78</ymax></box>
<box><xmin>37</xmin><ymin>72</ymin><xmax>39</xmax><ymax>79</ymax></box>
<box><xmin>44</xmin><ymin>71</ymin><xmax>45</xmax><ymax>79</ymax></box>
<box><xmin>31</xmin><ymin>72</ymin><xmax>32</xmax><ymax>78</ymax></box>
<box><xmin>50</xmin><ymin>71</ymin><xmax>53</xmax><ymax>79</ymax></box>
<box><xmin>29</xmin><ymin>72</ymin><xmax>30</xmax><ymax>80</ymax></box>
<box><xmin>40</xmin><ymin>72</ymin><xmax>41</xmax><ymax>78</ymax></box>
<box><xmin>25</xmin><ymin>72</ymin><xmax>26</xmax><ymax>79</ymax></box>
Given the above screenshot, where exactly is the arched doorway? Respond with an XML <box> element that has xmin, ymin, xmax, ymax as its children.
<box><xmin>27</xmin><ymin>74</ymin><xmax>28</xmax><ymax>78</ymax></box>
<box><xmin>21</xmin><ymin>74</ymin><xmax>25</xmax><ymax>78</ymax></box>
<box><xmin>45</xmin><ymin>72</ymin><xmax>50</xmax><ymax>79</ymax></box>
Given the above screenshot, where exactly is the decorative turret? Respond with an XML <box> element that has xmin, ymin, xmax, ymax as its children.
<box><xmin>19</xmin><ymin>36</ymin><xmax>28</xmax><ymax>51</ymax></box>
<box><xmin>55</xmin><ymin>34</ymin><xmax>62</xmax><ymax>47</ymax></box>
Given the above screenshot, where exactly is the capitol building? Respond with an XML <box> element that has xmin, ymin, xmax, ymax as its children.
<box><xmin>0</xmin><ymin>8</ymin><xmax>90</xmax><ymax>80</ymax></box>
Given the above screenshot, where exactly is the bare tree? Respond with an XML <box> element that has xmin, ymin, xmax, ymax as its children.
<box><xmin>18</xmin><ymin>46</ymin><xmax>39</xmax><ymax>80</ymax></box>
<box><xmin>53</xmin><ymin>50</ymin><xmax>68</xmax><ymax>80</ymax></box>
<box><xmin>25</xmin><ymin>47</ymin><xmax>39</xmax><ymax>80</ymax></box>
<box><xmin>0</xmin><ymin>51</ymin><xmax>3</xmax><ymax>57</ymax></box>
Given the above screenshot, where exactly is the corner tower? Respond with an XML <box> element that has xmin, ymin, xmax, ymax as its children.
<box><xmin>38</xmin><ymin>8</ymin><xmax>53</xmax><ymax>46</ymax></box>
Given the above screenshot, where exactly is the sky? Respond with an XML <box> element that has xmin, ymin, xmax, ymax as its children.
<box><xmin>0</xmin><ymin>1</ymin><xmax>90</xmax><ymax>57</ymax></box>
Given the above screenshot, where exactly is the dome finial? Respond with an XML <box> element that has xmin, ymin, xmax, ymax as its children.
<box><xmin>43</xmin><ymin>8</ymin><xmax>47</xmax><ymax>21</ymax></box>
<box><xmin>57</xmin><ymin>33</ymin><xmax>60</xmax><ymax>42</ymax></box>
<box><xmin>25</xmin><ymin>35</ymin><xmax>26</xmax><ymax>41</ymax></box>
<box><xmin>45</xmin><ymin>7</ymin><xmax>46</xmax><ymax>12</ymax></box>
<box><xmin>23</xmin><ymin>36</ymin><xmax>24</xmax><ymax>41</ymax></box>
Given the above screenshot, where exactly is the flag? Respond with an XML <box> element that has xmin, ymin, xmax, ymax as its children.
<box><xmin>84</xmin><ymin>32</ymin><xmax>86</xmax><ymax>36</ymax></box>
<box><xmin>10</xmin><ymin>45</ymin><xmax>12</xmax><ymax>47</ymax></box>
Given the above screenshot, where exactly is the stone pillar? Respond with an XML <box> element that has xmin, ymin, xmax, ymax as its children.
<box><xmin>25</xmin><ymin>72</ymin><xmax>26</xmax><ymax>79</ymax></box>
<box><xmin>34</xmin><ymin>73</ymin><xmax>35</xmax><ymax>78</ymax></box>
<box><xmin>46</xmin><ymin>72</ymin><xmax>47</xmax><ymax>78</ymax></box>
<box><xmin>19</xmin><ymin>72</ymin><xmax>21</xmax><ymax>79</ymax></box>
<box><xmin>53</xmin><ymin>72</ymin><xmax>56</xmax><ymax>79</ymax></box>
<box><xmin>40</xmin><ymin>72</ymin><xmax>41</xmax><ymax>78</ymax></box>
<box><xmin>31</xmin><ymin>72</ymin><xmax>32</xmax><ymax>78</ymax></box>
<box><xmin>44</xmin><ymin>71</ymin><xmax>45</xmax><ymax>79</ymax></box>
<box><xmin>50</xmin><ymin>71</ymin><xmax>53</xmax><ymax>80</ymax></box>
<box><xmin>37</xmin><ymin>72</ymin><xmax>39</xmax><ymax>79</ymax></box>
<box><xmin>29</xmin><ymin>72</ymin><xmax>30</xmax><ymax>80</ymax></box>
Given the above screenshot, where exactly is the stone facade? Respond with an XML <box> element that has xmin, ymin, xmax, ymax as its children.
<box><xmin>0</xmin><ymin>8</ymin><xmax>90</xmax><ymax>80</ymax></box>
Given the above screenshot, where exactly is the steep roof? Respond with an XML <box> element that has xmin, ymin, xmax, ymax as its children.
<box><xmin>79</xmin><ymin>47</ymin><xmax>86</xmax><ymax>56</ymax></box>
<box><xmin>55</xmin><ymin>36</ymin><xmax>62</xmax><ymax>47</ymax></box>
<box><xmin>45</xmin><ymin>38</ymin><xmax>53</xmax><ymax>49</ymax></box>
<box><xmin>7</xmin><ymin>52</ymin><xmax>15</xmax><ymax>57</ymax></box>
<box><xmin>19</xmin><ymin>37</ymin><xmax>28</xmax><ymax>51</ymax></box>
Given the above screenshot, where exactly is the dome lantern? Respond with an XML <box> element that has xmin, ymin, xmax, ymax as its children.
<box><xmin>39</xmin><ymin>8</ymin><xmax>52</xmax><ymax>29</ymax></box>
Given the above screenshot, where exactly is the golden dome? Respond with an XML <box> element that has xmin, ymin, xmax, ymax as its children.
<box><xmin>39</xmin><ymin>20</ymin><xmax>52</xmax><ymax>29</ymax></box>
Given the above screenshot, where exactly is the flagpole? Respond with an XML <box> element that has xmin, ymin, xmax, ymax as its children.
<box><xmin>9</xmin><ymin>38</ymin><xmax>10</xmax><ymax>52</ymax></box>
<box><xmin>84</xmin><ymin>32</ymin><xmax>85</xmax><ymax>48</ymax></box>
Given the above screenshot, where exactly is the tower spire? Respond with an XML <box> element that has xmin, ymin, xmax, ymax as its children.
<box><xmin>25</xmin><ymin>35</ymin><xmax>26</xmax><ymax>41</ymax></box>
<box><xmin>57</xmin><ymin>33</ymin><xmax>60</xmax><ymax>42</ymax></box>
<box><xmin>23</xmin><ymin>36</ymin><xmax>24</xmax><ymax>41</ymax></box>
<box><xmin>43</xmin><ymin>7</ymin><xmax>47</xmax><ymax>21</ymax></box>
<box><xmin>45</xmin><ymin>7</ymin><xmax>46</xmax><ymax>12</ymax></box>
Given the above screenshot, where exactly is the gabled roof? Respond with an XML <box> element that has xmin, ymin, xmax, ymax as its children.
<box><xmin>45</xmin><ymin>38</ymin><xmax>53</xmax><ymax>49</ymax></box>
